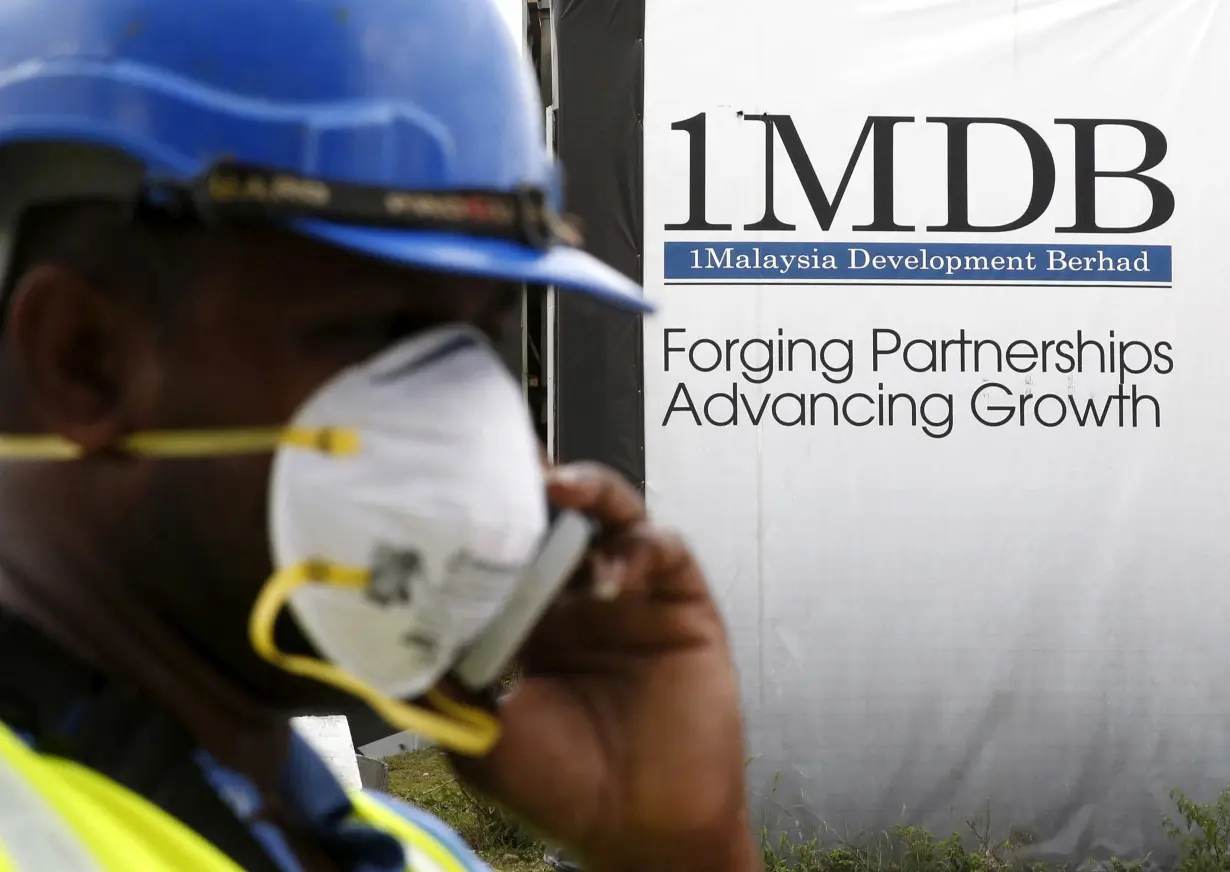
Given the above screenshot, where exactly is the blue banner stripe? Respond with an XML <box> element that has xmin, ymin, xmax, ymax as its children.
<box><xmin>664</xmin><ymin>242</ymin><xmax>1172</xmax><ymax>283</ymax></box>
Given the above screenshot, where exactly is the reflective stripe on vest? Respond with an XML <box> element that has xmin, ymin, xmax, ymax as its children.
<box><xmin>351</xmin><ymin>793</ymin><xmax>476</xmax><ymax>872</ymax></box>
<box><xmin>0</xmin><ymin>720</ymin><xmax>488</xmax><ymax>872</ymax></box>
<box><xmin>0</xmin><ymin>723</ymin><xmax>103</xmax><ymax>872</ymax></box>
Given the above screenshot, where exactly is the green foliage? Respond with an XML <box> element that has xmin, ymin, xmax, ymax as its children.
<box><xmin>387</xmin><ymin>749</ymin><xmax>1230</xmax><ymax>872</ymax></box>
<box><xmin>757</xmin><ymin>819</ymin><xmax>1146</xmax><ymax>872</ymax></box>
<box><xmin>1163</xmin><ymin>785</ymin><xmax>1230</xmax><ymax>872</ymax></box>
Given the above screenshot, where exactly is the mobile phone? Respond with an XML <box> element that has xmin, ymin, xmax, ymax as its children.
<box><xmin>452</xmin><ymin>509</ymin><xmax>595</xmax><ymax>691</ymax></box>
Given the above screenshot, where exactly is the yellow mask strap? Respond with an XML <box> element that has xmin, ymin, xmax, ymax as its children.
<box><xmin>249</xmin><ymin>561</ymin><xmax>501</xmax><ymax>757</ymax></box>
<box><xmin>0</xmin><ymin>426</ymin><xmax>499</xmax><ymax>753</ymax></box>
<box><xmin>0</xmin><ymin>427</ymin><xmax>361</xmax><ymax>460</ymax></box>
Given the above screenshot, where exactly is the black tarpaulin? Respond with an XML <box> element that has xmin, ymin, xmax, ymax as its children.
<box><xmin>553</xmin><ymin>0</ymin><xmax>645</xmax><ymax>487</ymax></box>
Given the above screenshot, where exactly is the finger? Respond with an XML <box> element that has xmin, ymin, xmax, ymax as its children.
<box><xmin>546</xmin><ymin>462</ymin><xmax>646</xmax><ymax>530</ymax></box>
<box><xmin>517</xmin><ymin>594</ymin><xmax>721</xmax><ymax>675</ymax></box>
<box><xmin>587</xmin><ymin>524</ymin><xmax>704</xmax><ymax>601</ymax></box>
<box><xmin>514</xmin><ymin>527</ymin><xmax>726</xmax><ymax>672</ymax></box>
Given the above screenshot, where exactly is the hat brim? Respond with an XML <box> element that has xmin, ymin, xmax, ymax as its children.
<box><xmin>294</xmin><ymin>219</ymin><xmax>653</xmax><ymax>314</ymax></box>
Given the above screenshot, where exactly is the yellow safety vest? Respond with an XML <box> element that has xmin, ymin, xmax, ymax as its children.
<box><xmin>0</xmin><ymin>719</ymin><xmax>490</xmax><ymax>872</ymax></box>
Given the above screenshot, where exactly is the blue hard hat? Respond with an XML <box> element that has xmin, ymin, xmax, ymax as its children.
<box><xmin>0</xmin><ymin>0</ymin><xmax>650</xmax><ymax>313</ymax></box>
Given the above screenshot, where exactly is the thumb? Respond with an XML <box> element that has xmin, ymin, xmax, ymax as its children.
<box><xmin>446</xmin><ymin>681</ymin><xmax>606</xmax><ymax>840</ymax></box>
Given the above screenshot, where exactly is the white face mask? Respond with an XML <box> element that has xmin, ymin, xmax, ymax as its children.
<box><xmin>254</xmin><ymin>325</ymin><xmax>592</xmax><ymax>755</ymax></box>
<box><xmin>0</xmin><ymin>324</ymin><xmax>593</xmax><ymax>756</ymax></box>
<box><xmin>268</xmin><ymin>325</ymin><xmax>548</xmax><ymax>698</ymax></box>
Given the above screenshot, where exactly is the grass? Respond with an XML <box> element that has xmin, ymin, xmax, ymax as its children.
<box><xmin>387</xmin><ymin>748</ymin><xmax>1230</xmax><ymax>872</ymax></box>
<box><xmin>387</xmin><ymin>749</ymin><xmax>551</xmax><ymax>872</ymax></box>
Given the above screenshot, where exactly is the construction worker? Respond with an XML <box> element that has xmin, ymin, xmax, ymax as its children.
<box><xmin>0</xmin><ymin>2</ymin><xmax>759</xmax><ymax>872</ymax></box>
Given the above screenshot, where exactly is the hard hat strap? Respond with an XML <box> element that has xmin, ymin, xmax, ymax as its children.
<box><xmin>141</xmin><ymin>161</ymin><xmax>584</xmax><ymax>251</ymax></box>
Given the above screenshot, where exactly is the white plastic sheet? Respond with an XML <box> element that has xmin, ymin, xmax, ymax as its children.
<box><xmin>493</xmin><ymin>0</ymin><xmax>526</xmax><ymax>58</ymax></box>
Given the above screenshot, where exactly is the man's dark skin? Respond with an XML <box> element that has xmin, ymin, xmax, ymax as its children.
<box><xmin>0</xmin><ymin>203</ymin><xmax>759</xmax><ymax>872</ymax></box>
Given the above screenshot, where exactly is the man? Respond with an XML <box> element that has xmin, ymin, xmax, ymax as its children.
<box><xmin>0</xmin><ymin>2</ymin><xmax>760</xmax><ymax>872</ymax></box>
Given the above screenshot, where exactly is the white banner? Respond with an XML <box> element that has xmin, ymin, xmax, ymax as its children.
<box><xmin>643</xmin><ymin>0</ymin><xmax>1230</xmax><ymax>861</ymax></box>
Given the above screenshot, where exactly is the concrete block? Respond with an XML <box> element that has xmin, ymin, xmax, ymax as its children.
<box><xmin>355</xmin><ymin>754</ymin><xmax>390</xmax><ymax>792</ymax></box>
<box><xmin>290</xmin><ymin>715</ymin><xmax>363</xmax><ymax>792</ymax></box>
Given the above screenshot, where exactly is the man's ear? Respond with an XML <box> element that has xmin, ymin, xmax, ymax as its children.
<box><xmin>4</xmin><ymin>264</ymin><xmax>134</xmax><ymax>452</ymax></box>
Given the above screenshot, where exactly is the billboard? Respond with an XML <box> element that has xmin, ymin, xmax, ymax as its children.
<box><xmin>638</xmin><ymin>0</ymin><xmax>1230</xmax><ymax>862</ymax></box>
